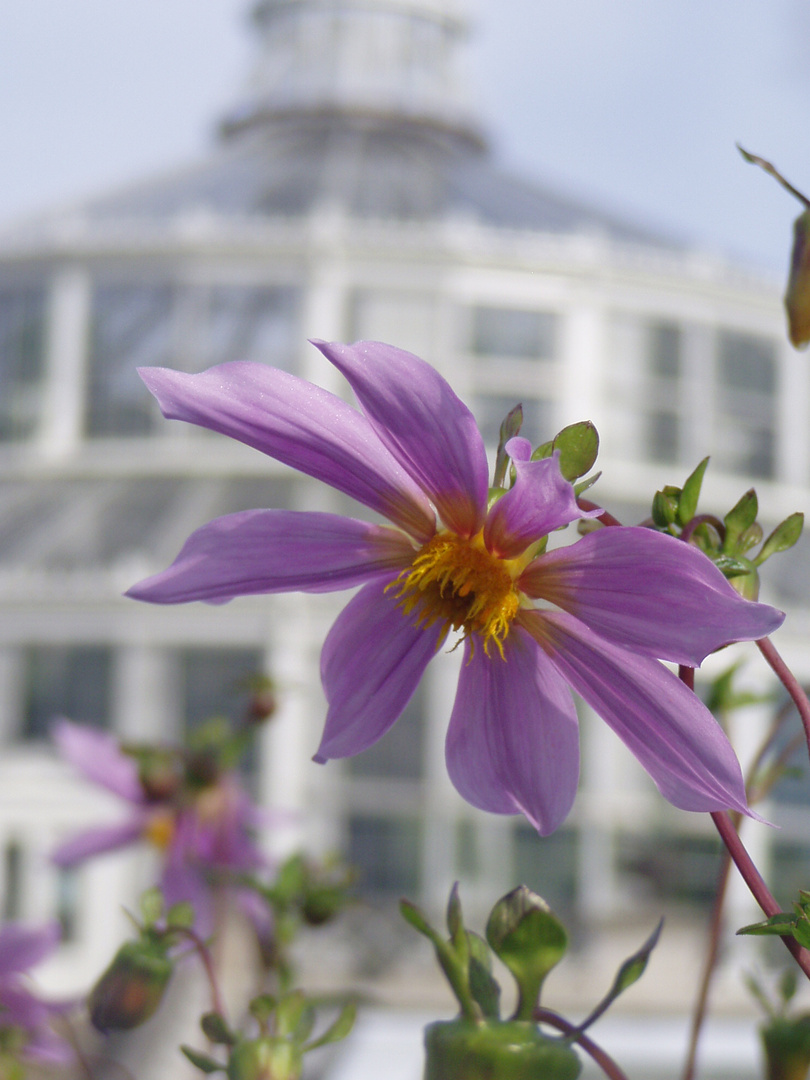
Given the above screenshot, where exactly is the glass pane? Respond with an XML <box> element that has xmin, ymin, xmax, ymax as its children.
<box><xmin>180</xmin><ymin>648</ymin><xmax>265</xmax><ymax>732</ymax></box>
<box><xmin>347</xmin><ymin>683</ymin><xmax>425</xmax><ymax>779</ymax></box>
<box><xmin>2</xmin><ymin>840</ymin><xmax>22</xmax><ymax>920</ymax></box>
<box><xmin>87</xmin><ymin>283</ymin><xmax>173</xmax><ymax>436</ymax></box>
<box><xmin>714</xmin><ymin>413</ymin><xmax>774</xmax><ymax>479</ymax></box>
<box><xmin>718</xmin><ymin>331</ymin><xmax>776</xmax><ymax>394</ymax></box>
<box><xmin>618</xmin><ymin>831</ymin><xmax>721</xmax><ymax>908</ymax></box>
<box><xmin>648</xmin><ymin>321</ymin><xmax>680</xmax><ymax>379</ymax></box>
<box><xmin>348</xmin><ymin>815</ymin><xmax>420</xmax><ymax>895</ymax></box>
<box><xmin>206</xmin><ymin>286</ymin><xmax>300</xmax><ymax>371</ymax></box>
<box><xmin>0</xmin><ymin>285</ymin><xmax>46</xmax><ymax>440</ymax></box>
<box><xmin>513</xmin><ymin>824</ymin><xmax>576</xmax><ymax>914</ymax></box>
<box><xmin>23</xmin><ymin>646</ymin><xmax>112</xmax><ymax>740</ymax></box>
<box><xmin>471</xmin><ymin>308</ymin><xmax>556</xmax><ymax>359</ymax></box>
<box><xmin>473</xmin><ymin>394</ymin><xmax>552</xmax><ymax>446</ymax></box>
<box><xmin>646</xmin><ymin>410</ymin><xmax>679</xmax><ymax>463</ymax></box>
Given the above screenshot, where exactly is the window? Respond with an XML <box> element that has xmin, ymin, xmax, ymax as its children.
<box><xmin>473</xmin><ymin>394</ymin><xmax>552</xmax><ymax>447</ymax></box>
<box><xmin>471</xmin><ymin>307</ymin><xmax>556</xmax><ymax>360</ymax></box>
<box><xmin>22</xmin><ymin>646</ymin><xmax>112</xmax><ymax>740</ymax></box>
<box><xmin>714</xmin><ymin>330</ymin><xmax>776</xmax><ymax>479</ymax></box>
<box><xmin>348</xmin><ymin>815</ymin><xmax>421</xmax><ymax>896</ymax></box>
<box><xmin>0</xmin><ymin>284</ymin><xmax>46</xmax><ymax>440</ymax></box>
<box><xmin>86</xmin><ymin>283</ymin><xmax>173</xmax><ymax>436</ymax></box>
<box><xmin>513</xmin><ymin>824</ymin><xmax>577</xmax><ymax>915</ymax></box>
<box><xmin>205</xmin><ymin>286</ymin><xmax>300</xmax><ymax>371</ymax></box>
<box><xmin>179</xmin><ymin>648</ymin><xmax>265</xmax><ymax>733</ymax></box>
<box><xmin>347</xmin><ymin>683</ymin><xmax>425</xmax><ymax>780</ymax></box>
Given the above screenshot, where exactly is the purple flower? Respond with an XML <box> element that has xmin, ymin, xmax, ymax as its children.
<box><xmin>126</xmin><ymin>341</ymin><xmax>784</xmax><ymax>834</ymax></box>
<box><xmin>52</xmin><ymin>721</ymin><xmax>267</xmax><ymax>933</ymax></box>
<box><xmin>0</xmin><ymin>922</ymin><xmax>73</xmax><ymax>1064</ymax></box>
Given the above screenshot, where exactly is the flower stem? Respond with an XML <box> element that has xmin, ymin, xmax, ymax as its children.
<box><xmin>174</xmin><ymin>927</ymin><xmax>227</xmax><ymax>1019</ymax></box>
<box><xmin>756</xmin><ymin>637</ymin><xmax>810</xmax><ymax>769</ymax></box>
<box><xmin>576</xmin><ymin>498</ymin><xmax>623</xmax><ymax>528</ymax></box>
<box><xmin>534</xmin><ymin>1008</ymin><xmax>629</xmax><ymax>1080</ymax></box>
<box><xmin>679</xmin><ymin>664</ymin><xmax>810</xmax><ymax>979</ymax></box>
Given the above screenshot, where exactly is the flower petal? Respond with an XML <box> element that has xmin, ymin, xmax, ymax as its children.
<box><xmin>484</xmin><ymin>453</ymin><xmax>596</xmax><ymax>558</ymax></box>
<box><xmin>314</xmin><ymin>340</ymin><xmax>489</xmax><ymax>537</ymax></box>
<box><xmin>520</xmin><ymin>527</ymin><xmax>785</xmax><ymax>665</ymax></box>
<box><xmin>52</xmin><ymin>720</ymin><xmax>143</xmax><ymax>803</ymax></box>
<box><xmin>315</xmin><ymin>577</ymin><xmax>446</xmax><ymax>760</ymax></box>
<box><xmin>138</xmin><ymin>362</ymin><xmax>435</xmax><ymax>541</ymax></box>
<box><xmin>445</xmin><ymin>626</ymin><xmax>580</xmax><ymax>835</ymax></box>
<box><xmin>0</xmin><ymin>923</ymin><xmax>60</xmax><ymax>977</ymax></box>
<box><xmin>51</xmin><ymin>819</ymin><xmax>145</xmax><ymax>868</ymax></box>
<box><xmin>127</xmin><ymin>511</ymin><xmax>416</xmax><ymax>604</ymax></box>
<box><xmin>523</xmin><ymin>610</ymin><xmax>752</xmax><ymax>815</ymax></box>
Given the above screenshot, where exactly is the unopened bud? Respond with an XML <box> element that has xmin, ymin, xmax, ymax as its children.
<box><xmin>227</xmin><ymin>1037</ymin><xmax>302</xmax><ymax>1080</ymax></box>
<box><xmin>89</xmin><ymin>940</ymin><xmax>173</xmax><ymax>1033</ymax></box>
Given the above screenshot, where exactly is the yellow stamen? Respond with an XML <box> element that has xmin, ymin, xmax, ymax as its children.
<box><xmin>391</xmin><ymin>531</ymin><xmax>521</xmax><ymax>658</ymax></box>
<box><xmin>143</xmin><ymin>810</ymin><xmax>175</xmax><ymax>851</ymax></box>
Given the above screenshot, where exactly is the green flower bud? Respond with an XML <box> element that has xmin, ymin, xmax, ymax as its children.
<box><xmin>89</xmin><ymin>940</ymin><xmax>173</xmax><ymax>1033</ymax></box>
<box><xmin>423</xmin><ymin>1020</ymin><xmax>581</xmax><ymax>1080</ymax></box>
<box><xmin>227</xmin><ymin>1037</ymin><xmax>303</xmax><ymax>1080</ymax></box>
<box><xmin>786</xmin><ymin>211</ymin><xmax>810</xmax><ymax>349</ymax></box>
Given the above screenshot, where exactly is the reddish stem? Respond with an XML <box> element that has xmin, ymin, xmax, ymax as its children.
<box><xmin>534</xmin><ymin>1008</ymin><xmax>629</xmax><ymax>1080</ymax></box>
<box><xmin>679</xmin><ymin>664</ymin><xmax>810</xmax><ymax>980</ymax></box>
<box><xmin>175</xmin><ymin>927</ymin><xmax>227</xmax><ymax>1019</ymax></box>
<box><xmin>757</xmin><ymin>637</ymin><xmax>810</xmax><ymax>769</ymax></box>
<box><xmin>576</xmin><ymin>498</ymin><xmax>622</xmax><ymax>528</ymax></box>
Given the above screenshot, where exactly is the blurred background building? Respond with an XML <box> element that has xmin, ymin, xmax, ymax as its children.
<box><xmin>0</xmin><ymin>0</ymin><xmax>807</xmax><ymax>1051</ymax></box>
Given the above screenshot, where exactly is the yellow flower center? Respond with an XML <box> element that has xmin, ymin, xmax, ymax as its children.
<box><xmin>143</xmin><ymin>810</ymin><xmax>175</xmax><ymax>851</ymax></box>
<box><xmin>392</xmin><ymin>531</ymin><xmax>522</xmax><ymax>657</ymax></box>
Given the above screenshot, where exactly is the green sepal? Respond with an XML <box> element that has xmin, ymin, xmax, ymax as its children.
<box><xmin>712</xmin><ymin>554</ymin><xmax>756</xmax><ymax>579</ymax></box>
<box><xmin>466</xmin><ymin>932</ymin><xmax>501</xmax><ymax>1020</ymax></box>
<box><xmin>723</xmin><ymin>490</ymin><xmax>758</xmax><ymax>553</ymax></box>
<box><xmin>678</xmin><ymin>457</ymin><xmax>709</xmax><ymax>526</ymax></box>
<box><xmin>182</xmin><ymin>1045</ymin><xmax>225</xmax><ymax>1074</ymax></box>
<box><xmin>400</xmin><ymin>895</ymin><xmax>481</xmax><ymax>1020</ymax></box>
<box><xmin>494</xmin><ymin>404</ymin><xmax>524</xmax><ymax>488</ymax></box>
<box><xmin>248</xmin><ymin>994</ymin><xmax>277</xmax><ymax>1028</ymax></box>
<box><xmin>530</xmin><ymin>440</ymin><xmax>553</xmax><ymax>462</ymax></box>
<box><xmin>305</xmin><ymin>1001</ymin><xmax>357</xmax><ymax>1051</ymax></box>
<box><xmin>573</xmin><ymin>471</ymin><xmax>601</xmax><ymax>496</ymax></box>
<box><xmin>139</xmin><ymin>886</ymin><xmax>164</xmax><ymax>929</ymax></box>
<box><xmin>201</xmin><ymin>1012</ymin><xmax>238</xmax><ymax>1046</ymax></box>
<box><xmin>780</xmin><ymin>968</ymin><xmax>799</xmax><ymax>1006</ymax></box>
<box><xmin>486</xmin><ymin>886</ymin><xmax>567</xmax><ymax>1020</ymax></box>
<box><xmin>755</xmin><ymin>513</ymin><xmax>805</xmax><ymax>565</ymax></box>
<box><xmin>275</xmin><ymin>992</ymin><xmax>315</xmax><ymax>1042</ymax></box>
<box><xmin>166</xmin><ymin>901</ymin><xmax>195</xmax><ymax>930</ymax></box>
<box><xmin>738</xmin><ymin>913</ymin><xmax>797</xmax><ymax>937</ymax></box>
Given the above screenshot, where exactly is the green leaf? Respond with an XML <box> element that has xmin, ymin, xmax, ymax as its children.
<box><xmin>139</xmin><ymin>887</ymin><xmax>164</xmax><ymax>928</ymax></box>
<box><xmin>399</xmin><ymin>899</ymin><xmax>438</xmax><ymax>942</ymax></box>
<box><xmin>466</xmin><ymin>932</ymin><xmax>501</xmax><ymax>1020</ymax></box>
<box><xmin>737</xmin><ymin>913</ymin><xmax>797</xmax><ymax>937</ymax></box>
<box><xmin>678</xmin><ymin>458</ymin><xmax>709</xmax><ymax>525</ymax></box>
<box><xmin>530</xmin><ymin>440</ymin><xmax>554</xmax><ymax>462</ymax></box>
<box><xmin>576</xmin><ymin>920</ymin><xmax>662</xmax><ymax>1034</ymax></box>
<box><xmin>779</xmin><ymin>968</ymin><xmax>798</xmax><ymax>1005</ymax></box>
<box><xmin>200</xmin><ymin>1012</ymin><xmax>237</xmax><ymax>1046</ymax></box>
<box><xmin>486</xmin><ymin>886</ymin><xmax>568</xmax><ymax>1020</ymax></box>
<box><xmin>792</xmin><ymin>916</ymin><xmax>810</xmax><ymax>950</ymax></box>
<box><xmin>446</xmin><ymin>883</ymin><xmax>468</xmax><ymax>958</ymax></box>
<box><xmin>305</xmin><ymin>1002</ymin><xmax>357</xmax><ymax>1051</ymax></box>
<box><xmin>552</xmin><ymin>421</ymin><xmax>599</xmax><ymax>481</ymax></box>
<box><xmin>755</xmin><ymin>513</ymin><xmax>805</xmax><ymax>565</ymax></box>
<box><xmin>652</xmin><ymin>489</ymin><xmax>678</xmax><ymax>528</ymax></box>
<box><xmin>712</xmin><ymin>555</ymin><xmax>756</xmax><ymax>579</ymax></box>
<box><xmin>723</xmin><ymin>490</ymin><xmax>758</xmax><ymax>553</ymax></box>
<box><xmin>493</xmin><ymin>404</ymin><xmax>524</xmax><ymax>488</ymax></box>
<box><xmin>249</xmin><ymin>994</ymin><xmax>278</xmax><ymax>1027</ymax></box>
<box><xmin>181</xmin><ymin>1045</ymin><xmax>224</xmax><ymax>1073</ymax></box>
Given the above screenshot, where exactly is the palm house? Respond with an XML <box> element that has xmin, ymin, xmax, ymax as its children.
<box><xmin>0</xmin><ymin>0</ymin><xmax>808</xmax><ymax>998</ymax></box>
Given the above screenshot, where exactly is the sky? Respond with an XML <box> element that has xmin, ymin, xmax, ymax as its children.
<box><xmin>0</xmin><ymin>0</ymin><xmax>808</xmax><ymax>275</ymax></box>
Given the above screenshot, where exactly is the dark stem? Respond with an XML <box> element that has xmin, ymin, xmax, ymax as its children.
<box><xmin>174</xmin><ymin>927</ymin><xmax>227</xmax><ymax>1018</ymax></box>
<box><xmin>679</xmin><ymin>514</ymin><xmax>726</xmax><ymax>545</ymax></box>
<box><xmin>534</xmin><ymin>1008</ymin><xmax>629</xmax><ymax>1080</ymax></box>
<box><xmin>576</xmin><ymin>498</ymin><xmax>623</xmax><ymax>528</ymax></box>
<box><xmin>679</xmin><ymin>664</ymin><xmax>810</xmax><ymax>979</ymax></box>
<box><xmin>756</xmin><ymin>637</ymin><xmax>810</xmax><ymax>769</ymax></box>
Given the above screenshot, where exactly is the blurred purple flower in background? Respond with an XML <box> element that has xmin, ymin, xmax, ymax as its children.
<box><xmin>52</xmin><ymin>721</ymin><xmax>268</xmax><ymax>935</ymax></box>
<box><xmin>127</xmin><ymin>340</ymin><xmax>783</xmax><ymax>834</ymax></box>
<box><xmin>0</xmin><ymin>921</ymin><xmax>73</xmax><ymax>1064</ymax></box>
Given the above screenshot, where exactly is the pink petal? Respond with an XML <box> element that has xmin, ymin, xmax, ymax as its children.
<box><xmin>445</xmin><ymin>627</ymin><xmax>580</xmax><ymax>835</ymax></box>
<box><xmin>315</xmin><ymin>577</ymin><xmax>446</xmax><ymax>760</ymax></box>
<box><xmin>0</xmin><ymin>923</ymin><xmax>60</xmax><ymax>977</ymax></box>
<box><xmin>138</xmin><ymin>363</ymin><xmax>435</xmax><ymax>542</ymax></box>
<box><xmin>127</xmin><ymin>510</ymin><xmax>416</xmax><ymax>604</ymax></box>
<box><xmin>520</xmin><ymin>527</ymin><xmax>785</xmax><ymax>666</ymax></box>
<box><xmin>523</xmin><ymin>610</ymin><xmax>752</xmax><ymax>815</ymax></box>
<box><xmin>314</xmin><ymin>340</ymin><xmax>489</xmax><ymax>537</ymax></box>
<box><xmin>52</xmin><ymin>720</ymin><xmax>143</xmax><ymax>803</ymax></box>
<box><xmin>483</xmin><ymin>452</ymin><xmax>596</xmax><ymax>558</ymax></box>
<box><xmin>51</xmin><ymin>818</ymin><xmax>145</xmax><ymax>868</ymax></box>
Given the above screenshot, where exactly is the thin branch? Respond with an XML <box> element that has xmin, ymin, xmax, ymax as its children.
<box><xmin>174</xmin><ymin>927</ymin><xmax>227</xmax><ymax>1019</ymax></box>
<box><xmin>757</xmin><ymin>637</ymin><xmax>810</xmax><ymax>769</ymax></box>
<box><xmin>534</xmin><ymin>1008</ymin><xmax>629</xmax><ymax>1080</ymax></box>
<box><xmin>576</xmin><ymin>498</ymin><xmax>623</xmax><ymax>528</ymax></box>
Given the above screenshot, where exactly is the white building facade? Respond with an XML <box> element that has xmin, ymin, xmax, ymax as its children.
<box><xmin>0</xmin><ymin>0</ymin><xmax>808</xmax><ymax>993</ymax></box>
